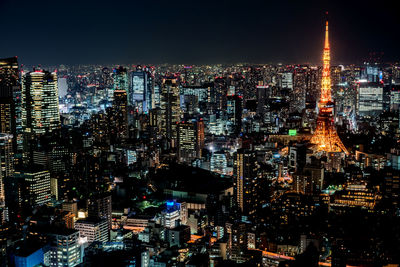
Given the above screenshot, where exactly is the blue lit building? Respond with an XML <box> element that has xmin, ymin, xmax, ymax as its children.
<box><xmin>129</xmin><ymin>66</ymin><xmax>153</xmax><ymax>113</ymax></box>
<box><xmin>13</xmin><ymin>246</ymin><xmax>44</xmax><ymax>267</ymax></box>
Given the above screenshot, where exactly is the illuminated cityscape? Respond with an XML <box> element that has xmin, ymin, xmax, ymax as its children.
<box><xmin>1</xmin><ymin>1</ymin><xmax>400</xmax><ymax>267</ymax></box>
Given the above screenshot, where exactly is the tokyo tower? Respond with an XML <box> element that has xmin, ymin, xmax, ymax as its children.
<box><xmin>310</xmin><ymin>18</ymin><xmax>348</xmax><ymax>154</ymax></box>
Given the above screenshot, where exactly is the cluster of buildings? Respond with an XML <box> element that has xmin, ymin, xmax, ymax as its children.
<box><xmin>1</xmin><ymin>20</ymin><xmax>400</xmax><ymax>267</ymax></box>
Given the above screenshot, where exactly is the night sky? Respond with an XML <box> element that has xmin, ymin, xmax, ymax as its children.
<box><xmin>1</xmin><ymin>0</ymin><xmax>399</xmax><ymax>66</ymax></box>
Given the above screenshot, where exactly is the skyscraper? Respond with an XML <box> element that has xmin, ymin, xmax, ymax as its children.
<box><xmin>129</xmin><ymin>66</ymin><xmax>153</xmax><ymax>113</ymax></box>
<box><xmin>87</xmin><ymin>194</ymin><xmax>112</xmax><ymax>240</ymax></box>
<box><xmin>0</xmin><ymin>133</ymin><xmax>14</xmax><ymax>222</ymax></box>
<box><xmin>227</xmin><ymin>95</ymin><xmax>242</xmax><ymax>135</ymax></box>
<box><xmin>21</xmin><ymin>70</ymin><xmax>61</xmax><ymax>135</ymax></box>
<box><xmin>356</xmin><ymin>81</ymin><xmax>383</xmax><ymax>116</ymax></box>
<box><xmin>111</xmin><ymin>66</ymin><xmax>128</xmax><ymax>104</ymax></box>
<box><xmin>113</xmin><ymin>66</ymin><xmax>128</xmax><ymax>91</ymax></box>
<box><xmin>177</xmin><ymin>120</ymin><xmax>204</xmax><ymax>163</ymax></box>
<box><xmin>15</xmin><ymin>169</ymin><xmax>51</xmax><ymax>207</ymax></box>
<box><xmin>0</xmin><ymin>134</ymin><xmax>14</xmax><ymax>184</ymax></box>
<box><xmin>0</xmin><ymin>96</ymin><xmax>14</xmax><ymax>136</ymax></box>
<box><xmin>310</xmin><ymin>19</ymin><xmax>348</xmax><ymax>154</ymax></box>
<box><xmin>256</xmin><ymin>85</ymin><xmax>269</xmax><ymax>116</ymax></box>
<box><xmin>196</xmin><ymin>120</ymin><xmax>205</xmax><ymax>158</ymax></box>
<box><xmin>161</xmin><ymin>78</ymin><xmax>181</xmax><ymax>147</ymax></box>
<box><xmin>0</xmin><ymin>57</ymin><xmax>20</xmax><ymax>151</ymax></box>
<box><xmin>281</xmin><ymin>72</ymin><xmax>293</xmax><ymax>89</ymax></box>
<box><xmin>113</xmin><ymin>89</ymin><xmax>128</xmax><ymax>139</ymax></box>
<box><xmin>177</xmin><ymin>122</ymin><xmax>196</xmax><ymax>163</ymax></box>
<box><xmin>235</xmin><ymin>149</ymin><xmax>258</xmax><ymax>216</ymax></box>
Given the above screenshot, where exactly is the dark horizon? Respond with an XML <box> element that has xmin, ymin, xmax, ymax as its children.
<box><xmin>1</xmin><ymin>0</ymin><xmax>399</xmax><ymax>66</ymax></box>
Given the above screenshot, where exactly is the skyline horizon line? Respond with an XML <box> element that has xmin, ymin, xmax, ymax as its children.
<box><xmin>4</xmin><ymin>58</ymin><xmax>396</xmax><ymax>69</ymax></box>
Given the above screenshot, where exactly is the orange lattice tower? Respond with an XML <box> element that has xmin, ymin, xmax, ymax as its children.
<box><xmin>310</xmin><ymin>18</ymin><xmax>348</xmax><ymax>154</ymax></box>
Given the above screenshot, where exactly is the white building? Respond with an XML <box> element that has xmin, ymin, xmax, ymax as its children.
<box><xmin>75</xmin><ymin>218</ymin><xmax>109</xmax><ymax>244</ymax></box>
<box><xmin>210</xmin><ymin>152</ymin><xmax>227</xmax><ymax>175</ymax></box>
<box><xmin>48</xmin><ymin>229</ymin><xmax>82</xmax><ymax>267</ymax></box>
<box><xmin>281</xmin><ymin>72</ymin><xmax>293</xmax><ymax>89</ymax></box>
<box><xmin>357</xmin><ymin>82</ymin><xmax>383</xmax><ymax>116</ymax></box>
<box><xmin>160</xmin><ymin>201</ymin><xmax>185</xmax><ymax>229</ymax></box>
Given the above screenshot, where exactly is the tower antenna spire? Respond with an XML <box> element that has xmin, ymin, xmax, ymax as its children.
<box><xmin>325</xmin><ymin>11</ymin><xmax>329</xmax><ymax>49</ymax></box>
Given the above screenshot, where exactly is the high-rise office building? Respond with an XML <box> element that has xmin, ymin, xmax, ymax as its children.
<box><xmin>130</xmin><ymin>67</ymin><xmax>145</xmax><ymax>102</ymax></box>
<box><xmin>57</xmin><ymin>77</ymin><xmax>68</xmax><ymax>99</ymax></box>
<box><xmin>21</xmin><ymin>70</ymin><xmax>60</xmax><ymax>135</ymax></box>
<box><xmin>0</xmin><ymin>57</ymin><xmax>21</xmax><ymax>151</ymax></box>
<box><xmin>149</xmin><ymin>107</ymin><xmax>162</xmax><ymax>137</ymax></box>
<box><xmin>256</xmin><ymin>85</ymin><xmax>269</xmax><ymax>116</ymax></box>
<box><xmin>113</xmin><ymin>89</ymin><xmax>128</xmax><ymax>139</ymax></box>
<box><xmin>390</xmin><ymin>87</ymin><xmax>400</xmax><ymax>112</ymax></box>
<box><xmin>110</xmin><ymin>66</ymin><xmax>128</xmax><ymax>105</ymax></box>
<box><xmin>0</xmin><ymin>133</ymin><xmax>14</xmax><ymax>222</ymax></box>
<box><xmin>153</xmin><ymin>84</ymin><xmax>161</xmax><ymax>108</ymax></box>
<box><xmin>113</xmin><ymin>66</ymin><xmax>128</xmax><ymax>91</ymax></box>
<box><xmin>196</xmin><ymin>120</ymin><xmax>205</xmax><ymax>157</ymax></box>
<box><xmin>0</xmin><ymin>133</ymin><xmax>14</xmax><ymax>183</ymax></box>
<box><xmin>48</xmin><ymin>229</ymin><xmax>82</xmax><ymax>267</ymax></box>
<box><xmin>177</xmin><ymin>120</ymin><xmax>205</xmax><ymax>163</ymax></box>
<box><xmin>292</xmin><ymin>69</ymin><xmax>307</xmax><ymax>112</ymax></box>
<box><xmin>75</xmin><ymin>218</ymin><xmax>109</xmax><ymax>244</ymax></box>
<box><xmin>227</xmin><ymin>95</ymin><xmax>242</xmax><ymax>135</ymax></box>
<box><xmin>180</xmin><ymin>86</ymin><xmax>209</xmax><ymax>103</ymax></box>
<box><xmin>362</xmin><ymin>65</ymin><xmax>380</xmax><ymax>83</ymax></box>
<box><xmin>213</xmin><ymin>77</ymin><xmax>228</xmax><ymax>112</ymax></box>
<box><xmin>293</xmin><ymin>165</ymin><xmax>324</xmax><ymax>194</ymax></box>
<box><xmin>177</xmin><ymin>122</ymin><xmax>196</xmax><ymax>163</ymax></box>
<box><xmin>228</xmin><ymin>222</ymin><xmax>253</xmax><ymax>262</ymax></box>
<box><xmin>180</xmin><ymin>85</ymin><xmax>210</xmax><ymax>114</ymax></box>
<box><xmin>210</xmin><ymin>152</ymin><xmax>227</xmax><ymax>175</ymax></box>
<box><xmin>357</xmin><ymin>82</ymin><xmax>383</xmax><ymax>116</ymax></box>
<box><xmin>281</xmin><ymin>72</ymin><xmax>293</xmax><ymax>89</ymax></box>
<box><xmin>234</xmin><ymin>149</ymin><xmax>258</xmax><ymax>216</ymax></box>
<box><xmin>15</xmin><ymin>170</ymin><xmax>51</xmax><ymax>207</ymax></box>
<box><xmin>160</xmin><ymin>201</ymin><xmax>183</xmax><ymax>229</ymax></box>
<box><xmin>0</xmin><ymin>96</ymin><xmax>14</xmax><ymax>137</ymax></box>
<box><xmin>50</xmin><ymin>173</ymin><xmax>70</xmax><ymax>201</ymax></box>
<box><xmin>160</xmin><ymin>78</ymin><xmax>181</xmax><ymax>147</ymax></box>
<box><xmin>129</xmin><ymin>66</ymin><xmax>153</xmax><ymax>113</ymax></box>
<box><xmin>87</xmin><ymin>194</ymin><xmax>112</xmax><ymax>239</ymax></box>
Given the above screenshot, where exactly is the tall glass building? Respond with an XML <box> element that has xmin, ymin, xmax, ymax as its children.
<box><xmin>21</xmin><ymin>70</ymin><xmax>60</xmax><ymax>135</ymax></box>
<box><xmin>113</xmin><ymin>66</ymin><xmax>128</xmax><ymax>91</ymax></box>
<box><xmin>161</xmin><ymin>78</ymin><xmax>181</xmax><ymax>147</ymax></box>
<box><xmin>129</xmin><ymin>66</ymin><xmax>153</xmax><ymax>113</ymax></box>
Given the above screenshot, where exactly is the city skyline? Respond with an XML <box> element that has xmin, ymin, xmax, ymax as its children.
<box><xmin>1</xmin><ymin>2</ymin><xmax>400</xmax><ymax>266</ymax></box>
<box><xmin>1</xmin><ymin>0</ymin><xmax>400</xmax><ymax>66</ymax></box>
